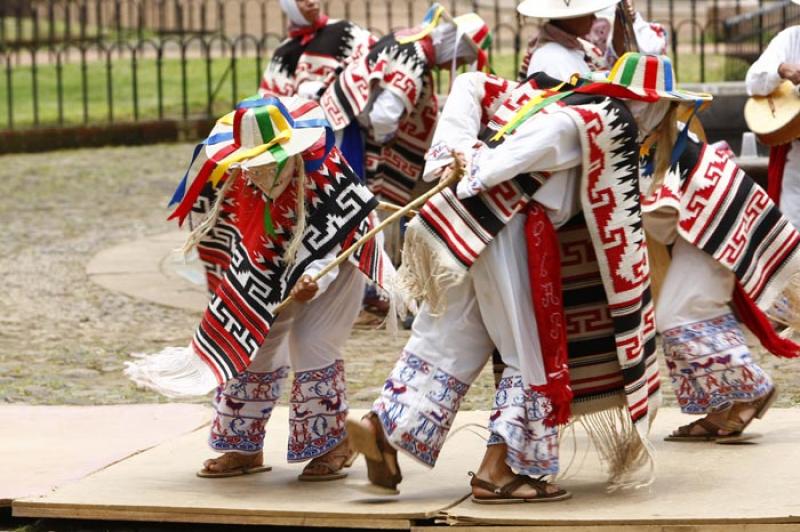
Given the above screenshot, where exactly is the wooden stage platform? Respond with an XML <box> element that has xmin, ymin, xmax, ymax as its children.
<box><xmin>10</xmin><ymin>407</ymin><xmax>800</xmax><ymax>530</ymax></box>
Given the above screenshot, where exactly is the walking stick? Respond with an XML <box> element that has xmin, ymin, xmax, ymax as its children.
<box><xmin>378</xmin><ymin>200</ymin><xmax>419</xmax><ymax>217</ymax></box>
<box><xmin>272</xmin><ymin>153</ymin><xmax>464</xmax><ymax>315</ymax></box>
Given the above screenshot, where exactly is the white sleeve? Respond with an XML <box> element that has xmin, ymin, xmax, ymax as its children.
<box><xmin>473</xmin><ymin>112</ymin><xmax>582</xmax><ymax>190</ymax></box>
<box><xmin>368</xmin><ymin>89</ymin><xmax>406</xmax><ymax>142</ymax></box>
<box><xmin>301</xmin><ymin>243</ymin><xmax>342</xmax><ymax>300</ymax></box>
<box><xmin>422</xmin><ymin>73</ymin><xmax>485</xmax><ymax>181</ymax></box>
<box><xmin>633</xmin><ymin>14</ymin><xmax>668</xmax><ymax>56</ymax></box>
<box><xmin>746</xmin><ymin>27</ymin><xmax>796</xmax><ymax>96</ymax></box>
<box><xmin>527</xmin><ymin>43</ymin><xmax>590</xmax><ymax>81</ymax></box>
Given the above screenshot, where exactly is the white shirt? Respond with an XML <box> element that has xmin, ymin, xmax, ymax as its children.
<box><xmin>527</xmin><ymin>42</ymin><xmax>591</xmax><ymax>81</ymax></box>
<box><xmin>367</xmin><ymin>89</ymin><xmax>407</xmax><ymax>142</ymax></box>
<box><xmin>746</xmin><ymin>26</ymin><xmax>800</xmax><ymax>96</ymax></box>
<box><xmin>746</xmin><ymin>26</ymin><xmax>800</xmax><ymax>228</ymax></box>
<box><xmin>424</xmin><ymin>73</ymin><xmax>582</xmax><ymax>228</ymax></box>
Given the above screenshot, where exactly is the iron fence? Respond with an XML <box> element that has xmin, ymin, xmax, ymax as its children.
<box><xmin>0</xmin><ymin>0</ymin><xmax>794</xmax><ymax>132</ymax></box>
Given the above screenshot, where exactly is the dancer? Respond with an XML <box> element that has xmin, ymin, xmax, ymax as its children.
<box><xmin>746</xmin><ymin>18</ymin><xmax>800</xmax><ymax>229</ymax></box>
<box><xmin>126</xmin><ymin>96</ymin><xmax>394</xmax><ymax>481</ymax></box>
<box><xmin>517</xmin><ymin>0</ymin><xmax>666</xmax><ymax>81</ymax></box>
<box><xmin>346</xmin><ymin>54</ymin><xmax>706</xmax><ymax>501</ymax></box>
<box><xmin>638</xmin><ymin>99</ymin><xmax>800</xmax><ymax>441</ymax></box>
<box><xmin>258</xmin><ymin>0</ymin><xmax>373</xmax><ymax>102</ymax></box>
<box><xmin>319</xmin><ymin>4</ymin><xmax>492</xmax><ymax>206</ymax></box>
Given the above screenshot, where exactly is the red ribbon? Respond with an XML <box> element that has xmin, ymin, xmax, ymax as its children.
<box><xmin>767</xmin><ymin>143</ymin><xmax>790</xmax><ymax>204</ymax></box>
<box><xmin>733</xmin><ymin>281</ymin><xmax>800</xmax><ymax>359</ymax></box>
<box><xmin>525</xmin><ymin>204</ymin><xmax>573</xmax><ymax>427</ymax></box>
<box><xmin>288</xmin><ymin>15</ymin><xmax>329</xmax><ymax>46</ymax></box>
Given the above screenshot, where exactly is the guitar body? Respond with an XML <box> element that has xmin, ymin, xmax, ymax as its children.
<box><xmin>745</xmin><ymin>80</ymin><xmax>800</xmax><ymax>146</ymax></box>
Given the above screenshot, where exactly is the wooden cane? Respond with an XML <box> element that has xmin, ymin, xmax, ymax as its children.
<box><xmin>272</xmin><ymin>153</ymin><xmax>465</xmax><ymax>315</ymax></box>
<box><xmin>378</xmin><ymin>201</ymin><xmax>419</xmax><ymax>217</ymax></box>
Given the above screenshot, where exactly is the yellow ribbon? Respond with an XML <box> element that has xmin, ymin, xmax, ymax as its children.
<box><xmin>491</xmin><ymin>83</ymin><xmax>565</xmax><ymax>142</ymax></box>
<box><xmin>397</xmin><ymin>5</ymin><xmax>446</xmax><ymax>45</ymax></box>
<box><xmin>209</xmin><ymin>133</ymin><xmax>292</xmax><ymax>186</ymax></box>
<box><xmin>209</xmin><ymin>105</ymin><xmax>294</xmax><ymax>186</ymax></box>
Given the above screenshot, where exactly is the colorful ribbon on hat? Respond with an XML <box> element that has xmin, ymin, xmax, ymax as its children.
<box><xmin>168</xmin><ymin>96</ymin><xmax>334</xmax><ymax>231</ymax></box>
<box><xmin>397</xmin><ymin>3</ymin><xmax>446</xmax><ymax>44</ymax></box>
<box><xmin>168</xmin><ymin>131</ymin><xmax>234</xmax><ymax>208</ymax></box>
<box><xmin>237</xmin><ymin>97</ymin><xmax>334</xmax><ymax>174</ymax></box>
<box><xmin>492</xmin><ymin>78</ymin><xmax>665</xmax><ymax>142</ymax></box>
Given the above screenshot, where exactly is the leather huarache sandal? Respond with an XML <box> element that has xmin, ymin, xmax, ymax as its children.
<box><xmin>197</xmin><ymin>454</ymin><xmax>272</xmax><ymax>478</ymax></box>
<box><xmin>468</xmin><ymin>472</ymin><xmax>572</xmax><ymax>504</ymax></box>
<box><xmin>298</xmin><ymin>440</ymin><xmax>359</xmax><ymax>482</ymax></box>
<box><xmin>716</xmin><ymin>385</ymin><xmax>778</xmax><ymax>445</ymax></box>
<box><xmin>663</xmin><ymin>417</ymin><xmax>741</xmax><ymax>442</ymax></box>
<box><xmin>346</xmin><ymin>412</ymin><xmax>402</xmax><ymax>494</ymax></box>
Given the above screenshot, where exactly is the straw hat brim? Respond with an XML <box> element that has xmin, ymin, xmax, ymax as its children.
<box><xmin>622</xmin><ymin>87</ymin><xmax>713</xmax><ymax>103</ymax></box>
<box><xmin>205</xmin><ymin>99</ymin><xmax>327</xmax><ymax>169</ymax></box>
<box><xmin>517</xmin><ymin>0</ymin><xmax>620</xmax><ymax>20</ymax></box>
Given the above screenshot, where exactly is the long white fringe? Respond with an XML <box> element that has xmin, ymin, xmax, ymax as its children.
<box><xmin>125</xmin><ymin>346</ymin><xmax>218</xmax><ymax>398</ymax></box>
<box><xmin>578</xmin><ymin>406</ymin><xmax>656</xmax><ymax>492</ymax></box>
<box><xmin>396</xmin><ymin>226</ymin><xmax>467</xmax><ymax>316</ymax></box>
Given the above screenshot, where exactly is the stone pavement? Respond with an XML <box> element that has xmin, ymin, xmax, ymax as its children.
<box><xmin>86</xmin><ymin>231</ymin><xmax>206</xmax><ymax>312</ymax></box>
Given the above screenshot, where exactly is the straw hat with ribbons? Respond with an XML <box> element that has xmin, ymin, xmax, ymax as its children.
<box><xmin>169</xmin><ymin>96</ymin><xmax>334</xmax><ymax>246</ymax></box>
<box><xmin>494</xmin><ymin>53</ymin><xmax>711</xmax><ymax>140</ymax></box>
<box><xmin>397</xmin><ymin>3</ymin><xmax>492</xmax><ymax>73</ymax></box>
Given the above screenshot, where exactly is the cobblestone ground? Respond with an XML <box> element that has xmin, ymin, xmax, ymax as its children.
<box><xmin>1</xmin><ymin>144</ymin><xmax>798</xmax><ymax>410</ymax></box>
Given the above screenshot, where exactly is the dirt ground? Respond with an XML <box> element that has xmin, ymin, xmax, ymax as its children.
<box><xmin>1</xmin><ymin>143</ymin><xmax>799</xmax><ymax>411</ymax></box>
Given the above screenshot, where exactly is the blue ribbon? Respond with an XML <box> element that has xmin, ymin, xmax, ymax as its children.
<box><xmin>340</xmin><ymin>121</ymin><xmax>365</xmax><ymax>181</ymax></box>
<box><xmin>670</xmin><ymin>101</ymin><xmax>701</xmax><ymax>168</ymax></box>
<box><xmin>236</xmin><ymin>96</ymin><xmax>295</xmax><ymax>127</ymax></box>
<box><xmin>168</xmin><ymin>131</ymin><xmax>233</xmax><ymax>207</ymax></box>
<box><xmin>294</xmin><ymin>117</ymin><xmax>336</xmax><ymax>173</ymax></box>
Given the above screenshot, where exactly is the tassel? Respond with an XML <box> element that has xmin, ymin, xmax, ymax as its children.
<box><xmin>578</xmin><ymin>406</ymin><xmax>656</xmax><ymax>491</ymax></box>
<box><xmin>124</xmin><ymin>346</ymin><xmax>219</xmax><ymax>398</ymax></box>
<box><xmin>531</xmin><ymin>371</ymin><xmax>572</xmax><ymax>428</ymax></box>
<box><xmin>395</xmin><ymin>226</ymin><xmax>467</xmax><ymax>316</ymax></box>
<box><xmin>282</xmin><ymin>154</ymin><xmax>307</xmax><ymax>265</ymax></box>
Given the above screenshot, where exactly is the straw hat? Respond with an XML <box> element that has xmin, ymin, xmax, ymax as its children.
<box><xmin>606</xmin><ymin>53</ymin><xmax>712</xmax><ymax>103</ymax></box>
<box><xmin>204</xmin><ymin>96</ymin><xmax>329</xmax><ymax>182</ymax></box>
<box><xmin>517</xmin><ymin>0</ymin><xmax>620</xmax><ymax>20</ymax></box>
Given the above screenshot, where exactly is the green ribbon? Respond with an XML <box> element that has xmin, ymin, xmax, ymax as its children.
<box><xmin>261</xmin><ymin>144</ymin><xmax>289</xmax><ymax>239</ymax></box>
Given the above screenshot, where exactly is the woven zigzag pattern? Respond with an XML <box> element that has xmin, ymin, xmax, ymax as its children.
<box><xmin>259</xmin><ymin>20</ymin><xmax>373</xmax><ymax>98</ymax></box>
<box><xmin>559</xmin><ymin>99</ymin><xmax>657</xmax><ymax>428</ymax></box>
<box><xmin>190</xmin><ymin>148</ymin><xmax>380</xmax><ymax>383</ymax></box>
<box><xmin>403</xmin><ymin>79</ymin><xmax>659</xmax><ymax>428</ymax></box>
<box><xmin>671</xmin><ymin>140</ymin><xmax>800</xmax><ymax>311</ymax></box>
<box><xmin>320</xmin><ymin>34</ymin><xmax>438</xmax><ymax>204</ymax></box>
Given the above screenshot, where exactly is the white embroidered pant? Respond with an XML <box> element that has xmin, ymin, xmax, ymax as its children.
<box><xmin>656</xmin><ymin>238</ymin><xmax>773</xmax><ymax>414</ymax></box>
<box><xmin>373</xmin><ymin>216</ymin><xmax>559</xmax><ymax>475</ymax></box>
<box><xmin>209</xmin><ymin>263</ymin><xmax>365</xmax><ymax>461</ymax></box>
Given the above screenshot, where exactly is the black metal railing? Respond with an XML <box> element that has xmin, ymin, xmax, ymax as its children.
<box><xmin>722</xmin><ymin>0</ymin><xmax>800</xmax><ymax>65</ymax></box>
<box><xmin>0</xmin><ymin>0</ymin><xmax>788</xmax><ymax>132</ymax></box>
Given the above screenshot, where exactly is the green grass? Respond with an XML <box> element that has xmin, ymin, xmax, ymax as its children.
<box><xmin>0</xmin><ymin>55</ymin><xmax>268</xmax><ymax>127</ymax></box>
<box><xmin>0</xmin><ymin>50</ymin><xmax>741</xmax><ymax>129</ymax></box>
